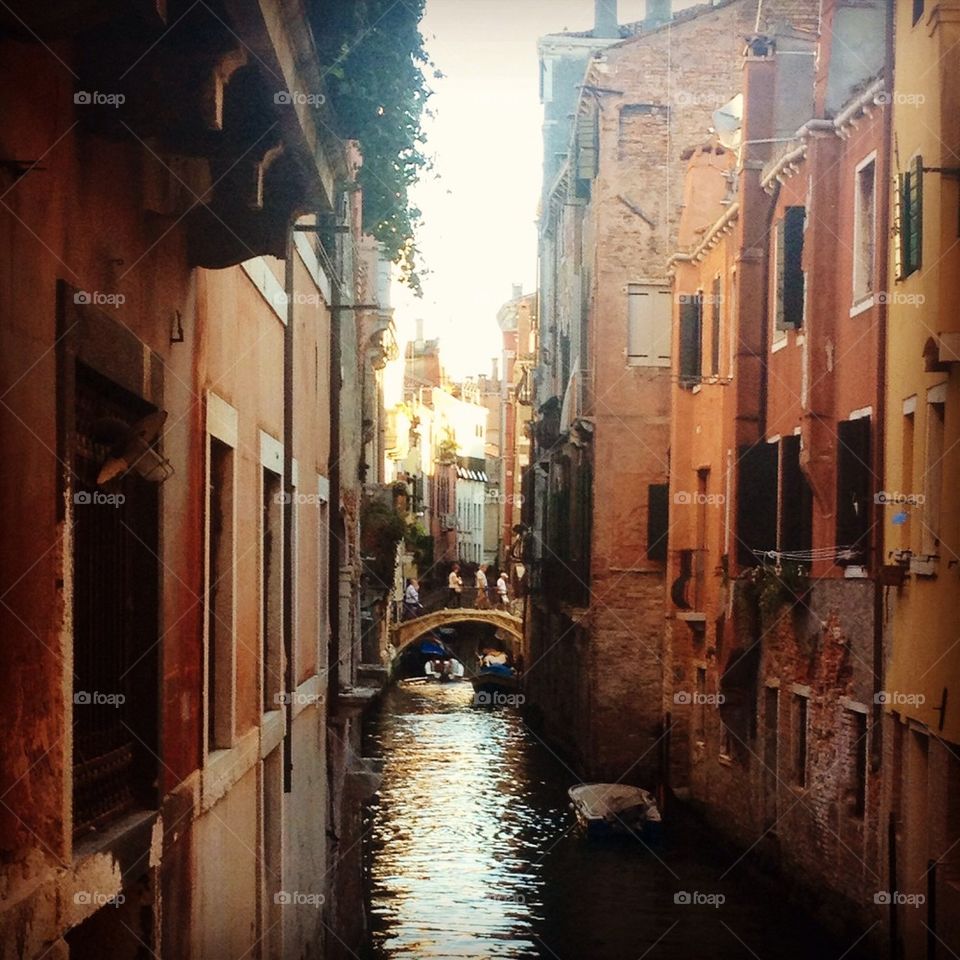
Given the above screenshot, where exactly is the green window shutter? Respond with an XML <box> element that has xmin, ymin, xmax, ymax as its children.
<box><xmin>647</xmin><ymin>483</ymin><xmax>669</xmax><ymax>562</ymax></box>
<box><xmin>779</xmin><ymin>206</ymin><xmax>805</xmax><ymax>329</ymax></box>
<box><xmin>679</xmin><ymin>294</ymin><xmax>702</xmax><ymax>386</ymax></box>
<box><xmin>775</xmin><ymin>217</ymin><xmax>785</xmax><ymax>329</ymax></box>
<box><xmin>710</xmin><ymin>276</ymin><xmax>721</xmax><ymax>376</ymax></box>
<box><xmin>910</xmin><ymin>155</ymin><xmax>923</xmax><ymax>272</ymax></box>
<box><xmin>894</xmin><ymin>173</ymin><xmax>905</xmax><ymax>280</ymax></box>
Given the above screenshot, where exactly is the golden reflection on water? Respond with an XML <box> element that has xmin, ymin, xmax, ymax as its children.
<box><xmin>366</xmin><ymin>682</ymin><xmax>550</xmax><ymax>958</ymax></box>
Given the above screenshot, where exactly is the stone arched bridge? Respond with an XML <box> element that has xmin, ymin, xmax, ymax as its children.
<box><xmin>392</xmin><ymin>608</ymin><xmax>523</xmax><ymax>651</ymax></box>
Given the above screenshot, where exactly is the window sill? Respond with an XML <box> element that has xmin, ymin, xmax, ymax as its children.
<box><xmin>771</xmin><ymin>336</ymin><xmax>789</xmax><ymax>353</ymax></box>
<box><xmin>849</xmin><ymin>295</ymin><xmax>875</xmax><ymax>317</ymax></box>
<box><xmin>718</xmin><ymin>754</ymin><xmax>735</xmax><ymax>767</ymax></box>
<box><xmin>202</xmin><ymin>725</ymin><xmax>260</xmax><ymax>812</ymax></box>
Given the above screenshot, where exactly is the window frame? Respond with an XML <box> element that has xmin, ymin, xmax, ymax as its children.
<box><xmin>205</xmin><ymin>392</ymin><xmax>239</xmax><ymax>755</ymax></box>
<box><xmin>852</xmin><ymin>154</ymin><xmax>877</xmax><ymax>306</ymax></box>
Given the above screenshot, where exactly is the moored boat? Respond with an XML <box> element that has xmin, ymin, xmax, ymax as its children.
<box><xmin>568</xmin><ymin>783</ymin><xmax>662</xmax><ymax>841</ymax></box>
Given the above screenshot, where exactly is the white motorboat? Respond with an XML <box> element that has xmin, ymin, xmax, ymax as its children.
<box><xmin>568</xmin><ymin>783</ymin><xmax>662</xmax><ymax>841</ymax></box>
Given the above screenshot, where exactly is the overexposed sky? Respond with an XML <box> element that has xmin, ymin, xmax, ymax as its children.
<box><xmin>389</xmin><ymin>0</ymin><xmax>664</xmax><ymax>384</ymax></box>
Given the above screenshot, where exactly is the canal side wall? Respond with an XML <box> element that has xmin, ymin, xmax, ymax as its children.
<box><xmin>672</xmin><ymin>579</ymin><xmax>887</xmax><ymax>955</ymax></box>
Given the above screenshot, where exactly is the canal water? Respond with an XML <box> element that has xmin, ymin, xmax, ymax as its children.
<box><xmin>363</xmin><ymin>682</ymin><xmax>859</xmax><ymax>960</ymax></box>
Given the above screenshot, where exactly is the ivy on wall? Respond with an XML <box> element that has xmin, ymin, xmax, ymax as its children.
<box><xmin>311</xmin><ymin>0</ymin><xmax>437</xmax><ymax>296</ymax></box>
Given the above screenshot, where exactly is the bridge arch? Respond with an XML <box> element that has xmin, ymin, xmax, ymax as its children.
<box><xmin>391</xmin><ymin>608</ymin><xmax>523</xmax><ymax>654</ymax></box>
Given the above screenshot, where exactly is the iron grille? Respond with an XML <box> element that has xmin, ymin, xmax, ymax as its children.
<box><xmin>72</xmin><ymin>364</ymin><xmax>159</xmax><ymax>840</ymax></box>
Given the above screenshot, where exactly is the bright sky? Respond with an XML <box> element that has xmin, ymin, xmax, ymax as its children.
<box><xmin>388</xmin><ymin>0</ymin><xmax>664</xmax><ymax>387</ymax></box>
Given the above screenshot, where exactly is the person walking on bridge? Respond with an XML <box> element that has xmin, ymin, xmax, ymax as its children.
<box><xmin>403</xmin><ymin>579</ymin><xmax>422</xmax><ymax>620</ymax></box>
<box><xmin>475</xmin><ymin>563</ymin><xmax>490</xmax><ymax>608</ymax></box>
<box><xmin>447</xmin><ymin>563</ymin><xmax>463</xmax><ymax>608</ymax></box>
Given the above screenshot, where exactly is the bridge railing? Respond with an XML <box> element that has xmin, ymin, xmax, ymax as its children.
<box><xmin>401</xmin><ymin>584</ymin><xmax>508</xmax><ymax>618</ymax></box>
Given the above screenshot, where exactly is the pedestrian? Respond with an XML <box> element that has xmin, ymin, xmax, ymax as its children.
<box><xmin>403</xmin><ymin>578</ymin><xmax>422</xmax><ymax>620</ymax></box>
<box><xmin>496</xmin><ymin>570</ymin><xmax>509</xmax><ymax>609</ymax></box>
<box><xmin>447</xmin><ymin>563</ymin><xmax>463</xmax><ymax>608</ymax></box>
<box><xmin>475</xmin><ymin>563</ymin><xmax>490</xmax><ymax>608</ymax></box>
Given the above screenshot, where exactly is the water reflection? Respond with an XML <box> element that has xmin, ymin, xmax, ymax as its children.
<box><xmin>364</xmin><ymin>683</ymin><xmax>860</xmax><ymax>960</ymax></box>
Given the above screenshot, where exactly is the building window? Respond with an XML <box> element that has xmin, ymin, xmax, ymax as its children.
<box><xmin>793</xmin><ymin>694</ymin><xmax>808</xmax><ymax>787</ymax></box>
<box><xmin>736</xmin><ymin>441</ymin><xmax>778</xmax><ymax>566</ymax></box>
<box><xmin>836</xmin><ymin>417</ymin><xmax>872</xmax><ymax>565</ymax></box>
<box><xmin>913</xmin><ymin>0</ymin><xmax>924</xmax><ymax>25</ymax></box>
<box><xmin>775</xmin><ymin>206</ymin><xmax>806</xmax><ymax>331</ymax></box>
<box><xmin>709</xmin><ymin>277</ymin><xmax>722</xmax><ymax>377</ymax></box>
<box><xmin>779</xmin><ymin>435</ymin><xmax>813</xmax><ymax>554</ymax></box>
<box><xmin>678</xmin><ymin>293</ymin><xmax>703</xmax><ymax>386</ymax></box>
<box><xmin>922</xmin><ymin>391</ymin><xmax>946</xmax><ymax>555</ymax></box>
<box><xmin>896</xmin><ymin>156</ymin><xmax>923</xmax><ymax>279</ymax></box>
<box><xmin>262</xmin><ymin>467</ymin><xmax>283</xmax><ymax>711</ymax></box>
<box><xmin>901</xmin><ymin>407</ymin><xmax>915</xmax><ymax>550</ymax></box>
<box><xmin>853</xmin><ymin>159</ymin><xmax>876</xmax><ymax>303</ymax></box>
<box><xmin>845</xmin><ymin>708</ymin><xmax>868</xmax><ymax>818</ymax></box>
<box><xmin>647</xmin><ymin>483</ymin><xmax>669</xmax><ymax>561</ymax></box>
<box><xmin>72</xmin><ymin>366</ymin><xmax>160</xmax><ymax>836</ymax></box>
<box><xmin>695</xmin><ymin>667</ymin><xmax>706</xmax><ymax>744</ymax></box>
<box><xmin>207</xmin><ymin>436</ymin><xmax>236</xmax><ymax>751</ymax></box>
<box><xmin>627</xmin><ymin>284</ymin><xmax>672</xmax><ymax>366</ymax></box>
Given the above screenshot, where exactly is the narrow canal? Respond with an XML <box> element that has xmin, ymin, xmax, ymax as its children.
<box><xmin>363</xmin><ymin>682</ymin><xmax>860</xmax><ymax>960</ymax></box>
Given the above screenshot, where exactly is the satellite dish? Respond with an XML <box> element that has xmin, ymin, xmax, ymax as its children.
<box><xmin>713</xmin><ymin>93</ymin><xmax>743</xmax><ymax>151</ymax></box>
<box><xmin>94</xmin><ymin>411</ymin><xmax>173</xmax><ymax>485</ymax></box>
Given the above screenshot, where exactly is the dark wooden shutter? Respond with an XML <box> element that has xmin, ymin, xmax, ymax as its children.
<box><xmin>777</xmin><ymin>206</ymin><xmax>805</xmax><ymax>329</ymax></box>
<box><xmin>780</xmin><ymin>435</ymin><xmax>813</xmax><ymax>554</ymax></box>
<box><xmin>836</xmin><ymin>417</ymin><xmax>872</xmax><ymax>564</ymax></box>
<box><xmin>679</xmin><ymin>294</ymin><xmax>702</xmax><ymax>386</ymax></box>
<box><xmin>909</xmin><ymin>155</ymin><xmax>923</xmax><ymax>273</ymax></box>
<box><xmin>710</xmin><ymin>277</ymin><xmax>721</xmax><ymax>376</ymax></box>
<box><xmin>736</xmin><ymin>443</ymin><xmax>778</xmax><ymax>566</ymax></box>
<box><xmin>647</xmin><ymin>483</ymin><xmax>669</xmax><ymax>561</ymax></box>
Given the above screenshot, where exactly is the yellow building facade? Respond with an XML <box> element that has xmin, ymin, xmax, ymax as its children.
<box><xmin>883</xmin><ymin>3</ymin><xmax>960</xmax><ymax>957</ymax></box>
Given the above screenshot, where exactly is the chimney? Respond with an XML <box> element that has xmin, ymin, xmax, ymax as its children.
<box><xmin>644</xmin><ymin>0</ymin><xmax>671</xmax><ymax>28</ymax></box>
<box><xmin>491</xmin><ymin>357</ymin><xmax>499</xmax><ymax>382</ymax></box>
<box><xmin>512</xmin><ymin>282</ymin><xmax>523</xmax><ymax>301</ymax></box>
<box><xmin>593</xmin><ymin>0</ymin><xmax>618</xmax><ymax>39</ymax></box>
<box><xmin>415</xmin><ymin>317</ymin><xmax>424</xmax><ymax>343</ymax></box>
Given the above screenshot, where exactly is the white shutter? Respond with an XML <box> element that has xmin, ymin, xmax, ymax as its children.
<box><xmin>627</xmin><ymin>286</ymin><xmax>652</xmax><ymax>362</ymax></box>
<box><xmin>628</xmin><ymin>285</ymin><xmax>672</xmax><ymax>367</ymax></box>
<box><xmin>651</xmin><ymin>289</ymin><xmax>672</xmax><ymax>366</ymax></box>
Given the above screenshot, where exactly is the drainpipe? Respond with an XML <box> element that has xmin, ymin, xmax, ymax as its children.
<box><xmin>877</xmin><ymin>6</ymin><xmax>895</xmax><ymax>952</ymax></box>
<box><xmin>283</xmin><ymin>226</ymin><xmax>296</xmax><ymax>793</ymax></box>
<box><xmin>757</xmin><ymin>179</ymin><xmax>780</xmax><ymax>441</ymax></box>
<box><xmin>328</xmin><ymin>221</ymin><xmax>343</xmax><ymax>710</ymax></box>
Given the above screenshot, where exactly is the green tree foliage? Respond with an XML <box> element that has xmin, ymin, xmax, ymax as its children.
<box><xmin>311</xmin><ymin>0</ymin><xmax>436</xmax><ymax>295</ymax></box>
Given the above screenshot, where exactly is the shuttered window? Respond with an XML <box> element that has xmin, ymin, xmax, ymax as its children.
<box><xmin>895</xmin><ymin>156</ymin><xmax>923</xmax><ymax>279</ymax></box>
<box><xmin>736</xmin><ymin>442</ymin><xmax>778</xmax><ymax>566</ymax></box>
<box><xmin>678</xmin><ymin>293</ymin><xmax>702</xmax><ymax>386</ymax></box>
<box><xmin>780</xmin><ymin>435</ymin><xmax>813</xmax><ymax>554</ymax></box>
<box><xmin>647</xmin><ymin>483</ymin><xmax>669</xmax><ymax>561</ymax></box>
<box><xmin>710</xmin><ymin>277</ymin><xmax>722</xmax><ymax>376</ymax></box>
<box><xmin>627</xmin><ymin>285</ymin><xmax>672</xmax><ymax>366</ymax></box>
<box><xmin>775</xmin><ymin>206</ymin><xmax>805</xmax><ymax>330</ymax></box>
<box><xmin>835</xmin><ymin>417</ymin><xmax>872</xmax><ymax>564</ymax></box>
